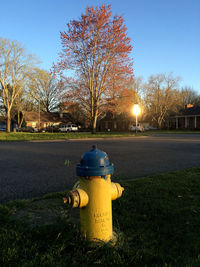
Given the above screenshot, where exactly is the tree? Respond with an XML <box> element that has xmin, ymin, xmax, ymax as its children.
<box><xmin>0</xmin><ymin>38</ymin><xmax>36</xmax><ymax>132</ymax></box>
<box><xmin>27</xmin><ymin>68</ymin><xmax>62</xmax><ymax>113</ymax></box>
<box><xmin>144</xmin><ymin>73</ymin><xmax>180</xmax><ymax>128</ymax></box>
<box><xmin>11</xmin><ymin>90</ymin><xmax>32</xmax><ymax>128</ymax></box>
<box><xmin>179</xmin><ymin>87</ymin><xmax>200</xmax><ymax>107</ymax></box>
<box><xmin>103</xmin><ymin>77</ymin><xmax>138</xmax><ymax>116</ymax></box>
<box><xmin>57</xmin><ymin>4</ymin><xmax>133</xmax><ymax>133</ymax></box>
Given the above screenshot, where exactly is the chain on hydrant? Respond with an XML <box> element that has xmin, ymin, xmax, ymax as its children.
<box><xmin>63</xmin><ymin>145</ymin><xmax>124</xmax><ymax>242</ymax></box>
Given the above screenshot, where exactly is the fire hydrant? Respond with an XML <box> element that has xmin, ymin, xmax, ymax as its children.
<box><xmin>64</xmin><ymin>145</ymin><xmax>124</xmax><ymax>242</ymax></box>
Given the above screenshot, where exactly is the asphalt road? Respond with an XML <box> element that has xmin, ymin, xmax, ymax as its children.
<box><xmin>1</xmin><ymin>134</ymin><xmax>200</xmax><ymax>202</ymax></box>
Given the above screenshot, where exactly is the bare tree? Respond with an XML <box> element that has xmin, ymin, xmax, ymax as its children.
<box><xmin>11</xmin><ymin>90</ymin><xmax>34</xmax><ymax>128</ymax></box>
<box><xmin>0</xmin><ymin>38</ymin><xmax>37</xmax><ymax>132</ymax></box>
<box><xmin>28</xmin><ymin>68</ymin><xmax>61</xmax><ymax>113</ymax></box>
<box><xmin>179</xmin><ymin>87</ymin><xmax>200</xmax><ymax>107</ymax></box>
<box><xmin>144</xmin><ymin>73</ymin><xmax>181</xmax><ymax>128</ymax></box>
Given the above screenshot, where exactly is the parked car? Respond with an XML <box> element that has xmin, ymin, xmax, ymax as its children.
<box><xmin>18</xmin><ymin>126</ymin><xmax>35</xmax><ymax>133</ymax></box>
<box><xmin>59</xmin><ymin>124</ymin><xmax>78</xmax><ymax>132</ymax></box>
<box><xmin>0</xmin><ymin>125</ymin><xmax>6</xmax><ymax>131</ymax></box>
<box><xmin>130</xmin><ymin>124</ymin><xmax>144</xmax><ymax>132</ymax></box>
<box><xmin>147</xmin><ymin>126</ymin><xmax>158</xmax><ymax>130</ymax></box>
<box><xmin>44</xmin><ymin>126</ymin><xmax>60</xmax><ymax>132</ymax></box>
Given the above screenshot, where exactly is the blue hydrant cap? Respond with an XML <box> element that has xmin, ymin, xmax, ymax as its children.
<box><xmin>76</xmin><ymin>145</ymin><xmax>114</xmax><ymax>177</ymax></box>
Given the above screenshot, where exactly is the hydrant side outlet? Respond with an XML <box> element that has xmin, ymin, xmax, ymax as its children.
<box><xmin>63</xmin><ymin>189</ymin><xmax>88</xmax><ymax>208</ymax></box>
<box><xmin>111</xmin><ymin>182</ymin><xmax>124</xmax><ymax>201</ymax></box>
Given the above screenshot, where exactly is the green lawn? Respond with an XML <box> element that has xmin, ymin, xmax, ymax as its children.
<box><xmin>0</xmin><ymin>131</ymin><xmax>138</xmax><ymax>141</ymax></box>
<box><xmin>0</xmin><ymin>130</ymin><xmax>200</xmax><ymax>141</ymax></box>
<box><xmin>0</xmin><ymin>167</ymin><xmax>200</xmax><ymax>266</ymax></box>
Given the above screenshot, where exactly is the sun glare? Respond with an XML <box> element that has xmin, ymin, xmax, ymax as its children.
<box><xmin>132</xmin><ymin>104</ymin><xmax>141</xmax><ymax>116</ymax></box>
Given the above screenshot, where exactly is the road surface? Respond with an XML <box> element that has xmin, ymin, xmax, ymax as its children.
<box><xmin>0</xmin><ymin>134</ymin><xmax>200</xmax><ymax>202</ymax></box>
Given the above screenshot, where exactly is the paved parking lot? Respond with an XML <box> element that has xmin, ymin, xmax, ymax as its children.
<box><xmin>1</xmin><ymin>134</ymin><xmax>200</xmax><ymax>202</ymax></box>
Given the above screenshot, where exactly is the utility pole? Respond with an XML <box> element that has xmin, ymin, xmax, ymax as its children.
<box><xmin>38</xmin><ymin>96</ymin><xmax>40</xmax><ymax>131</ymax></box>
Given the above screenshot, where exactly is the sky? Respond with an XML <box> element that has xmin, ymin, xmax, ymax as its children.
<box><xmin>1</xmin><ymin>0</ymin><xmax>200</xmax><ymax>92</ymax></box>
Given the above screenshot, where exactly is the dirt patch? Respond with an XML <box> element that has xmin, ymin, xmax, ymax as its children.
<box><xmin>11</xmin><ymin>198</ymin><xmax>80</xmax><ymax>227</ymax></box>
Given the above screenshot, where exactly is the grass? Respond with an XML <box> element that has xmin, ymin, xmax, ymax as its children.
<box><xmin>0</xmin><ymin>130</ymin><xmax>200</xmax><ymax>142</ymax></box>
<box><xmin>0</xmin><ymin>167</ymin><xmax>200</xmax><ymax>266</ymax></box>
<box><xmin>0</xmin><ymin>131</ymin><xmax>138</xmax><ymax>141</ymax></box>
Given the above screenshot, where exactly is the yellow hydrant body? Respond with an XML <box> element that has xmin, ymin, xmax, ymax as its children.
<box><xmin>64</xmin><ymin>145</ymin><xmax>124</xmax><ymax>242</ymax></box>
<box><xmin>80</xmin><ymin>175</ymin><xmax>113</xmax><ymax>241</ymax></box>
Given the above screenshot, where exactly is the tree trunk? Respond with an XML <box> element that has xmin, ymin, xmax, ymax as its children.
<box><xmin>18</xmin><ymin>111</ymin><xmax>20</xmax><ymax>126</ymax></box>
<box><xmin>18</xmin><ymin>111</ymin><xmax>24</xmax><ymax>128</ymax></box>
<box><xmin>91</xmin><ymin>114</ymin><xmax>97</xmax><ymax>134</ymax></box>
<box><xmin>7</xmin><ymin>110</ymin><xmax>11</xmax><ymax>133</ymax></box>
<box><xmin>158</xmin><ymin>117</ymin><xmax>163</xmax><ymax>129</ymax></box>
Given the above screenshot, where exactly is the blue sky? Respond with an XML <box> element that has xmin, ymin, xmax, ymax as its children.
<box><xmin>1</xmin><ymin>0</ymin><xmax>200</xmax><ymax>91</ymax></box>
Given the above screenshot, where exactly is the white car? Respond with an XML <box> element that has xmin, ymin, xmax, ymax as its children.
<box><xmin>59</xmin><ymin>124</ymin><xmax>78</xmax><ymax>132</ymax></box>
<box><xmin>130</xmin><ymin>124</ymin><xmax>144</xmax><ymax>132</ymax></box>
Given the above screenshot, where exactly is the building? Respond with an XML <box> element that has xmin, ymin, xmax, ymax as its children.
<box><xmin>98</xmin><ymin>112</ymin><xmax>131</xmax><ymax>132</ymax></box>
<box><xmin>170</xmin><ymin>105</ymin><xmax>200</xmax><ymax>130</ymax></box>
<box><xmin>22</xmin><ymin>111</ymin><xmax>75</xmax><ymax>129</ymax></box>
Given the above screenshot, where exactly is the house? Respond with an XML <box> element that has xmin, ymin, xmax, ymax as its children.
<box><xmin>169</xmin><ymin>105</ymin><xmax>200</xmax><ymax>130</ymax></box>
<box><xmin>22</xmin><ymin>111</ymin><xmax>75</xmax><ymax>129</ymax></box>
<box><xmin>98</xmin><ymin>111</ymin><xmax>152</xmax><ymax>132</ymax></box>
<box><xmin>98</xmin><ymin>112</ymin><xmax>132</xmax><ymax>132</ymax></box>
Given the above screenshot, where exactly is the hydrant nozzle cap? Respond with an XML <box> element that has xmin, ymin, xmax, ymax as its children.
<box><xmin>76</xmin><ymin>145</ymin><xmax>114</xmax><ymax>177</ymax></box>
